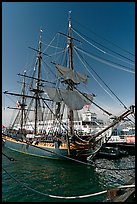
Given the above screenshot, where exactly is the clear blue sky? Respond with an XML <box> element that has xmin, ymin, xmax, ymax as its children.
<box><xmin>2</xmin><ymin>2</ymin><xmax>135</xmax><ymax>126</ymax></box>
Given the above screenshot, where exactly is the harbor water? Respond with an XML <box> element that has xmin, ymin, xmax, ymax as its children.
<box><xmin>2</xmin><ymin>146</ymin><xmax>135</xmax><ymax>202</ymax></box>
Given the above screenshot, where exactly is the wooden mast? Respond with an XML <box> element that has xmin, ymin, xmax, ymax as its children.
<box><xmin>68</xmin><ymin>11</ymin><xmax>74</xmax><ymax>138</ymax></box>
<box><xmin>64</xmin><ymin>11</ymin><xmax>75</xmax><ymax>156</ymax></box>
<box><xmin>20</xmin><ymin>70</ymin><xmax>26</xmax><ymax>132</ymax></box>
<box><xmin>34</xmin><ymin>29</ymin><xmax>43</xmax><ymax>134</ymax></box>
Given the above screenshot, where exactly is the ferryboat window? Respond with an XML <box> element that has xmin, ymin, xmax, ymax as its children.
<box><xmin>129</xmin><ymin>129</ymin><xmax>135</xmax><ymax>135</ymax></box>
<box><xmin>121</xmin><ymin>131</ymin><xmax>128</xmax><ymax>135</ymax></box>
<box><xmin>112</xmin><ymin>129</ymin><xmax>117</xmax><ymax>135</ymax></box>
<box><xmin>120</xmin><ymin>136</ymin><xmax>124</xmax><ymax>139</ymax></box>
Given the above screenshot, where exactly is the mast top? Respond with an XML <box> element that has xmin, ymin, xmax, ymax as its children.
<box><xmin>68</xmin><ymin>11</ymin><xmax>72</xmax><ymax>29</ymax></box>
<box><xmin>39</xmin><ymin>28</ymin><xmax>43</xmax><ymax>43</ymax></box>
<box><xmin>68</xmin><ymin>10</ymin><xmax>72</xmax><ymax>19</ymax></box>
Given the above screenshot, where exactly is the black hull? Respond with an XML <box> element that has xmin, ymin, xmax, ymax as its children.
<box><xmin>96</xmin><ymin>153</ymin><xmax>121</xmax><ymax>159</ymax></box>
<box><xmin>105</xmin><ymin>143</ymin><xmax>135</xmax><ymax>155</ymax></box>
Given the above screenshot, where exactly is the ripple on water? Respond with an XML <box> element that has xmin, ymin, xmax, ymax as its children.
<box><xmin>2</xmin><ymin>148</ymin><xmax>135</xmax><ymax>202</ymax></box>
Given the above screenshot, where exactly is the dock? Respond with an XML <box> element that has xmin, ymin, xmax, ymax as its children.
<box><xmin>105</xmin><ymin>177</ymin><xmax>135</xmax><ymax>202</ymax></box>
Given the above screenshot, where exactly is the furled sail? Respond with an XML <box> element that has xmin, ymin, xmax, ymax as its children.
<box><xmin>45</xmin><ymin>87</ymin><xmax>92</xmax><ymax>110</ymax></box>
<box><xmin>56</xmin><ymin>64</ymin><xmax>88</xmax><ymax>84</ymax></box>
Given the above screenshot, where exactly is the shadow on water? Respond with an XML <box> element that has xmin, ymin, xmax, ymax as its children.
<box><xmin>2</xmin><ymin>146</ymin><xmax>135</xmax><ymax>202</ymax></box>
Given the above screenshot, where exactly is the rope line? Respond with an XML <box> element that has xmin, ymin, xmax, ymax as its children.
<box><xmin>75</xmin><ymin>47</ymin><xmax>135</xmax><ymax>74</ymax></box>
<box><xmin>42</xmin><ymin>33</ymin><xmax>58</xmax><ymax>53</ymax></box>
<box><xmin>2</xmin><ymin>152</ymin><xmax>15</xmax><ymax>161</ymax></box>
<box><xmin>74</xmin><ymin>48</ymin><xmax>121</xmax><ymax>105</ymax></box>
<box><xmin>2</xmin><ymin>137</ymin><xmax>135</xmax><ymax>170</ymax></box>
<box><xmin>73</xmin><ymin>19</ymin><xmax>135</xmax><ymax>56</ymax></box>
<box><xmin>73</xmin><ymin>28</ymin><xmax>135</xmax><ymax>64</ymax></box>
<box><xmin>74</xmin><ymin>47</ymin><xmax>135</xmax><ymax>123</ymax></box>
<box><xmin>72</xmin><ymin>28</ymin><xmax>106</xmax><ymax>54</ymax></box>
<box><xmin>2</xmin><ymin>167</ymin><xmax>135</xmax><ymax>200</ymax></box>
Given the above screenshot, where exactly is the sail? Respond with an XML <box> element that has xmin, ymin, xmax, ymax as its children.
<box><xmin>45</xmin><ymin>87</ymin><xmax>92</xmax><ymax>110</ymax></box>
<box><xmin>44</xmin><ymin>87</ymin><xmax>62</xmax><ymax>103</ymax></box>
<box><xmin>56</xmin><ymin>64</ymin><xmax>88</xmax><ymax>84</ymax></box>
<box><xmin>60</xmin><ymin>89</ymin><xmax>91</xmax><ymax>110</ymax></box>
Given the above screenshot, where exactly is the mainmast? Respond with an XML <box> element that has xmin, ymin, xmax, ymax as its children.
<box><xmin>20</xmin><ymin>70</ymin><xmax>26</xmax><ymax>132</ymax></box>
<box><xmin>67</xmin><ymin>11</ymin><xmax>74</xmax><ymax>137</ymax></box>
<box><xmin>32</xmin><ymin>29</ymin><xmax>44</xmax><ymax>134</ymax></box>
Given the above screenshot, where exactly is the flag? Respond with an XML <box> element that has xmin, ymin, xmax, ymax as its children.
<box><xmin>84</xmin><ymin>104</ymin><xmax>91</xmax><ymax>109</ymax></box>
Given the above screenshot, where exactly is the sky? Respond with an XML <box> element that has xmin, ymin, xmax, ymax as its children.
<box><xmin>2</xmin><ymin>2</ymin><xmax>135</xmax><ymax>127</ymax></box>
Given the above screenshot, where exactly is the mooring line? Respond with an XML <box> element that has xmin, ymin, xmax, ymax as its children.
<box><xmin>20</xmin><ymin>142</ymin><xmax>136</xmax><ymax>170</ymax></box>
<box><xmin>2</xmin><ymin>138</ymin><xmax>135</xmax><ymax>170</ymax></box>
<box><xmin>2</xmin><ymin>167</ymin><xmax>135</xmax><ymax>200</ymax></box>
<box><xmin>2</xmin><ymin>152</ymin><xmax>15</xmax><ymax>161</ymax></box>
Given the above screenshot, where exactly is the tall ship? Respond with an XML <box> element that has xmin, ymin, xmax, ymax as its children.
<box><xmin>2</xmin><ymin>12</ymin><xmax>135</xmax><ymax>161</ymax></box>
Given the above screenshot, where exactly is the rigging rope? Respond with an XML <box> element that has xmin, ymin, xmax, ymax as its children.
<box><xmin>73</xmin><ymin>19</ymin><xmax>135</xmax><ymax>57</ymax></box>
<box><xmin>75</xmin><ymin>48</ymin><xmax>128</xmax><ymax>108</ymax></box>
<box><xmin>75</xmin><ymin>87</ymin><xmax>112</xmax><ymax>116</ymax></box>
<box><xmin>74</xmin><ymin>47</ymin><xmax>135</xmax><ymax>123</ymax></box>
<box><xmin>42</xmin><ymin>59</ymin><xmax>57</xmax><ymax>79</ymax></box>
<box><xmin>74</xmin><ymin>48</ymin><xmax>120</xmax><ymax>105</ymax></box>
<box><xmin>72</xmin><ymin>28</ymin><xmax>135</xmax><ymax>64</ymax></box>
<box><xmin>47</xmin><ymin>48</ymin><xmax>67</xmax><ymax>57</ymax></box>
<box><xmin>75</xmin><ymin>47</ymin><xmax>135</xmax><ymax>74</ymax></box>
<box><xmin>42</xmin><ymin>33</ymin><xmax>58</xmax><ymax>53</ymax></box>
<box><xmin>73</xmin><ymin>28</ymin><xmax>106</xmax><ymax>54</ymax></box>
<box><xmin>41</xmin><ymin>42</ymin><xmax>63</xmax><ymax>50</ymax></box>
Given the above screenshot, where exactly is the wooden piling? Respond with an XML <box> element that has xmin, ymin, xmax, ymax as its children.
<box><xmin>106</xmin><ymin>177</ymin><xmax>135</xmax><ymax>202</ymax></box>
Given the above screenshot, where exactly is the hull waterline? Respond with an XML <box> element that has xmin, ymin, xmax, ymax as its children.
<box><xmin>2</xmin><ymin>135</ymin><xmax>94</xmax><ymax>161</ymax></box>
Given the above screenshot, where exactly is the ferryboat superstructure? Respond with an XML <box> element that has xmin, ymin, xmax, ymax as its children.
<box><xmin>12</xmin><ymin>108</ymin><xmax>110</xmax><ymax>137</ymax></box>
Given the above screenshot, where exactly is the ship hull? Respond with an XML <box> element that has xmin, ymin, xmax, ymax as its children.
<box><xmin>105</xmin><ymin>142</ymin><xmax>135</xmax><ymax>155</ymax></box>
<box><xmin>2</xmin><ymin>135</ymin><xmax>94</xmax><ymax>160</ymax></box>
<box><xmin>2</xmin><ymin>136</ymin><xmax>70</xmax><ymax>160</ymax></box>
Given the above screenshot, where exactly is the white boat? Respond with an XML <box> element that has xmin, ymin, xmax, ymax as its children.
<box><xmin>108</xmin><ymin>125</ymin><xmax>135</xmax><ymax>145</ymax></box>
